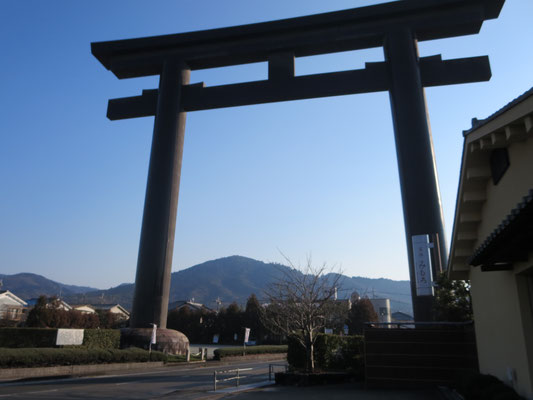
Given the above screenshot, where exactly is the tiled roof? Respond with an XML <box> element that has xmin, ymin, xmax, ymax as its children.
<box><xmin>469</xmin><ymin>189</ymin><xmax>533</xmax><ymax>266</ymax></box>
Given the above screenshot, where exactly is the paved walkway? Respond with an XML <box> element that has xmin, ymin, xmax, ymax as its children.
<box><xmin>219</xmin><ymin>382</ymin><xmax>440</xmax><ymax>400</ymax></box>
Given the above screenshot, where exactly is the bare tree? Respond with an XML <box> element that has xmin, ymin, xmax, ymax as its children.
<box><xmin>262</xmin><ymin>255</ymin><xmax>343</xmax><ymax>372</ymax></box>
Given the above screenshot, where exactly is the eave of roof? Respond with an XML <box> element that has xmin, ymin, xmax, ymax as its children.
<box><xmin>0</xmin><ymin>290</ymin><xmax>28</xmax><ymax>306</ymax></box>
<box><xmin>463</xmin><ymin>87</ymin><xmax>533</xmax><ymax>136</ymax></box>
<box><xmin>448</xmin><ymin>88</ymin><xmax>533</xmax><ymax>280</ymax></box>
<box><xmin>469</xmin><ymin>189</ymin><xmax>533</xmax><ymax>266</ymax></box>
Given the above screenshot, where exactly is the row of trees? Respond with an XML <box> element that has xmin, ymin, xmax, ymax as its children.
<box><xmin>167</xmin><ymin>294</ymin><xmax>276</xmax><ymax>344</ymax></box>
<box><xmin>25</xmin><ymin>296</ymin><xmax>126</xmax><ymax>329</ymax></box>
<box><xmin>166</xmin><ymin>294</ymin><xmax>378</xmax><ymax>347</ymax></box>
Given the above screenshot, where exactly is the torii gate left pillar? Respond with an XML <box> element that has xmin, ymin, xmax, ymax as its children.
<box><xmin>129</xmin><ymin>63</ymin><xmax>189</xmax><ymax>329</ymax></box>
<box><xmin>92</xmin><ymin>0</ymin><xmax>504</xmax><ymax>332</ymax></box>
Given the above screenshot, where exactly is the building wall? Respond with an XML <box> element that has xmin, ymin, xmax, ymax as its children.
<box><xmin>467</xmin><ymin>134</ymin><xmax>533</xmax><ymax>398</ymax></box>
<box><xmin>477</xmin><ymin>137</ymin><xmax>533</xmax><ymax>243</ymax></box>
<box><xmin>449</xmin><ymin>91</ymin><xmax>533</xmax><ymax>399</ymax></box>
<box><xmin>370</xmin><ymin>298</ymin><xmax>391</xmax><ymax>324</ymax></box>
<box><xmin>74</xmin><ymin>306</ymin><xmax>95</xmax><ymax>314</ymax></box>
<box><xmin>0</xmin><ymin>295</ymin><xmax>26</xmax><ymax>321</ymax></box>
<box><xmin>470</xmin><ymin>264</ymin><xmax>533</xmax><ymax>397</ymax></box>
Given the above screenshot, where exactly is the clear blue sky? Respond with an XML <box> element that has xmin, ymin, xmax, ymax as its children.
<box><xmin>1</xmin><ymin>0</ymin><xmax>532</xmax><ymax>289</ymax></box>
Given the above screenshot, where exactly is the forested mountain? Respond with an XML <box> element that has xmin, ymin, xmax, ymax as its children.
<box><xmin>3</xmin><ymin>256</ymin><xmax>413</xmax><ymax>314</ymax></box>
<box><xmin>0</xmin><ymin>273</ymin><xmax>98</xmax><ymax>300</ymax></box>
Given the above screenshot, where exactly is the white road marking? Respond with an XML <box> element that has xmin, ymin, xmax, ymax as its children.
<box><xmin>0</xmin><ymin>389</ymin><xmax>58</xmax><ymax>397</ymax></box>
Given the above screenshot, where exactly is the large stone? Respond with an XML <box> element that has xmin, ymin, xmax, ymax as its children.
<box><xmin>120</xmin><ymin>328</ymin><xmax>189</xmax><ymax>355</ymax></box>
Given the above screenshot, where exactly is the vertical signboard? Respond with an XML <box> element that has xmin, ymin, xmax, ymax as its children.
<box><xmin>412</xmin><ymin>234</ymin><xmax>434</xmax><ymax>296</ymax></box>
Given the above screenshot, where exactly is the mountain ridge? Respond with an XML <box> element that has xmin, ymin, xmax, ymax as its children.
<box><xmin>2</xmin><ymin>256</ymin><xmax>412</xmax><ymax>313</ymax></box>
<box><xmin>0</xmin><ymin>273</ymin><xmax>99</xmax><ymax>300</ymax></box>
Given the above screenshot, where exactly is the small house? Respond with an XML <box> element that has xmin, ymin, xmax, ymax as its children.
<box><xmin>0</xmin><ymin>290</ymin><xmax>27</xmax><ymax>321</ymax></box>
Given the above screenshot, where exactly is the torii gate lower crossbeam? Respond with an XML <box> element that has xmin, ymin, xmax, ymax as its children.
<box><xmin>92</xmin><ymin>0</ymin><xmax>505</xmax><ymax>329</ymax></box>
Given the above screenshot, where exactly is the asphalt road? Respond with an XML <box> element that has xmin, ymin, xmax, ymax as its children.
<box><xmin>0</xmin><ymin>360</ymin><xmax>283</xmax><ymax>400</ymax></box>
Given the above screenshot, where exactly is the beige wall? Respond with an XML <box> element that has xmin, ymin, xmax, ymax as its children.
<box><xmin>470</xmin><ymin>263</ymin><xmax>533</xmax><ymax>398</ymax></box>
<box><xmin>449</xmin><ymin>94</ymin><xmax>533</xmax><ymax>398</ymax></box>
<box><xmin>476</xmin><ymin>137</ymin><xmax>533</xmax><ymax>244</ymax></box>
<box><xmin>469</xmin><ymin>136</ymin><xmax>533</xmax><ymax>398</ymax></box>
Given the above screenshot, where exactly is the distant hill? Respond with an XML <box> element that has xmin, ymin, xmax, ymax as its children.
<box><xmin>63</xmin><ymin>255</ymin><xmax>413</xmax><ymax>314</ymax></box>
<box><xmin>339</xmin><ymin>275</ymin><xmax>412</xmax><ymax>315</ymax></box>
<box><xmin>0</xmin><ymin>273</ymin><xmax>98</xmax><ymax>300</ymax></box>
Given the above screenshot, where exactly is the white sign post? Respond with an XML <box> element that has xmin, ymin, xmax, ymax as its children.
<box><xmin>243</xmin><ymin>327</ymin><xmax>251</xmax><ymax>355</ymax></box>
<box><xmin>149</xmin><ymin>323</ymin><xmax>157</xmax><ymax>354</ymax></box>
<box><xmin>412</xmin><ymin>234</ymin><xmax>434</xmax><ymax>296</ymax></box>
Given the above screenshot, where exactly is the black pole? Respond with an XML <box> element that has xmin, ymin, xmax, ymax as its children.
<box><xmin>385</xmin><ymin>30</ymin><xmax>447</xmax><ymax>321</ymax></box>
<box><xmin>130</xmin><ymin>62</ymin><xmax>190</xmax><ymax>328</ymax></box>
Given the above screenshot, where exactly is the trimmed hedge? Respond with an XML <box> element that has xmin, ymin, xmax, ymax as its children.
<box><xmin>214</xmin><ymin>345</ymin><xmax>287</xmax><ymax>360</ymax></box>
<box><xmin>82</xmin><ymin>329</ymin><xmax>120</xmax><ymax>349</ymax></box>
<box><xmin>0</xmin><ymin>347</ymin><xmax>167</xmax><ymax>368</ymax></box>
<box><xmin>287</xmin><ymin>334</ymin><xmax>364</xmax><ymax>374</ymax></box>
<box><xmin>0</xmin><ymin>328</ymin><xmax>120</xmax><ymax>349</ymax></box>
<box><xmin>0</xmin><ymin>328</ymin><xmax>57</xmax><ymax>348</ymax></box>
<box><xmin>455</xmin><ymin>372</ymin><xmax>525</xmax><ymax>400</ymax></box>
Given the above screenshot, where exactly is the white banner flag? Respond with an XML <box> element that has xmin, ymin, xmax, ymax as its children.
<box><xmin>412</xmin><ymin>234</ymin><xmax>434</xmax><ymax>296</ymax></box>
<box><xmin>151</xmin><ymin>324</ymin><xmax>157</xmax><ymax>344</ymax></box>
<box><xmin>244</xmin><ymin>327</ymin><xmax>251</xmax><ymax>343</ymax></box>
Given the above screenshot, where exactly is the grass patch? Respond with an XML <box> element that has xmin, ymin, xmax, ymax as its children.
<box><xmin>165</xmin><ymin>354</ymin><xmax>202</xmax><ymax>363</ymax></box>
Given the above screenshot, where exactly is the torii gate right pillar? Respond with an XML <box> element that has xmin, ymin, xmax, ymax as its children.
<box><xmin>385</xmin><ymin>30</ymin><xmax>447</xmax><ymax>321</ymax></box>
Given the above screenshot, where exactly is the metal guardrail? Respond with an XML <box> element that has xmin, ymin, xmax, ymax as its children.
<box><xmin>213</xmin><ymin>363</ymin><xmax>288</xmax><ymax>391</ymax></box>
<box><xmin>213</xmin><ymin>368</ymin><xmax>253</xmax><ymax>391</ymax></box>
<box><xmin>365</xmin><ymin>321</ymin><xmax>474</xmax><ymax>329</ymax></box>
<box><xmin>268</xmin><ymin>363</ymin><xmax>288</xmax><ymax>381</ymax></box>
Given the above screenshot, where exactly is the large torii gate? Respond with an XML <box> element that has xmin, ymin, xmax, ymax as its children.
<box><xmin>92</xmin><ymin>0</ymin><xmax>504</xmax><ymax>330</ymax></box>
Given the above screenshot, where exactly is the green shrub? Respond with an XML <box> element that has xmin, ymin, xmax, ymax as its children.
<box><xmin>455</xmin><ymin>372</ymin><xmax>524</xmax><ymax>400</ymax></box>
<box><xmin>287</xmin><ymin>335</ymin><xmax>307</xmax><ymax>369</ymax></box>
<box><xmin>0</xmin><ymin>328</ymin><xmax>121</xmax><ymax>350</ymax></box>
<box><xmin>287</xmin><ymin>334</ymin><xmax>364</xmax><ymax>374</ymax></box>
<box><xmin>0</xmin><ymin>328</ymin><xmax>57</xmax><ymax>348</ymax></box>
<box><xmin>0</xmin><ymin>347</ymin><xmax>167</xmax><ymax>368</ymax></box>
<box><xmin>214</xmin><ymin>345</ymin><xmax>287</xmax><ymax>360</ymax></box>
<box><xmin>82</xmin><ymin>329</ymin><xmax>120</xmax><ymax>349</ymax></box>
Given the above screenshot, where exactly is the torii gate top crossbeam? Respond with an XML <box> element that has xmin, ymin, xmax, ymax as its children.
<box><xmin>92</xmin><ymin>0</ymin><xmax>503</xmax><ymax>79</ymax></box>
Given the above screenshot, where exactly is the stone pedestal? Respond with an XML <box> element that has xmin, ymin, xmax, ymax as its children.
<box><xmin>120</xmin><ymin>328</ymin><xmax>189</xmax><ymax>355</ymax></box>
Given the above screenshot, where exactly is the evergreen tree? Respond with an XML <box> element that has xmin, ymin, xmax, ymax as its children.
<box><xmin>433</xmin><ymin>273</ymin><xmax>473</xmax><ymax>322</ymax></box>
<box><xmin>244</xmin><ymin>294</ymin><xmax>263</xmax><ymax>343</ymax></box>
<box><xmin>347</xmin><ymin>297</ymin><xmax>378</xmax><ymax>335</ymax></box>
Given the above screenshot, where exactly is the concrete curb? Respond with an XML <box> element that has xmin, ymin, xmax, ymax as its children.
<box><xmin>0</xmin><ymin>355</ymin><xmax>285</xmax><ymax>382</ymax></box>
<box><xmin>216</xmin><ymin>354</ymin><xmax>287</xmax><ymax>362</ymax></box>
<box><xmin>210</xmin><ymin>380</ymin><xmax>274</xmax><ymax>394</ymax></box>
<box><xmin>0</xmin><ymin>361</ymin><xmax>166</xmax><ymax>380</ymax></box>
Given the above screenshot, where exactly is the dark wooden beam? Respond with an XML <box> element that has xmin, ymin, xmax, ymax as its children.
<box><xmin>420</xmin><ymin>55</ymin><xmax>491</xmax><ymax>87</ymax></box>
<box><xmin>107</xmin><ymin>90</ymin><xmax>158</xmax><ymax>120</ymax></box>
<box><xmin>91</xmin><ymin>0</ymin><xmax>503</xmax><ymax>78</ymax></box>
<box><xmin>183</xmin><ymin>63</ymin><xmax>388</xmax><ymax>111</ymax></box>
<box><xmin>268</xmin><ymin>52</ymin><xmax>295</xmax><ymax>81</ymax></box>
<box><xmin>106</xmin><ymin>55</ymin><xmax>491</xmax><ymax>120</ymax></box>
<box><xmin>480</xmin><ymin>263</ymin><xmax>513</xmax><ymax>272</ymax></box>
